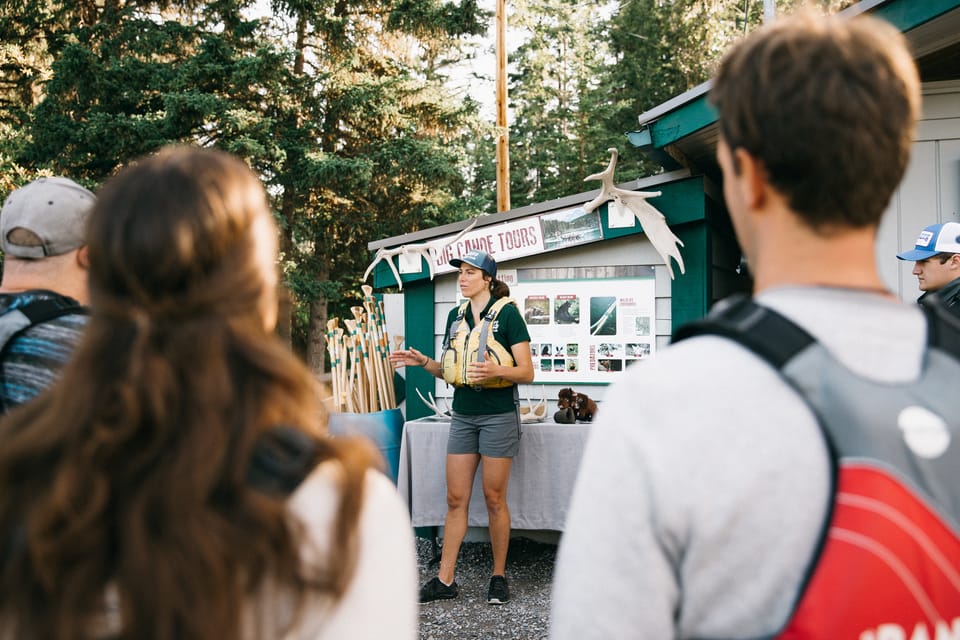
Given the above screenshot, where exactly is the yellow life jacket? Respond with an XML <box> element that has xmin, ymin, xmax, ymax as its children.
<box><xmin>440</xmin><ymin>297</ymin><xmax>517</xmax><ymax>389</ymax></box>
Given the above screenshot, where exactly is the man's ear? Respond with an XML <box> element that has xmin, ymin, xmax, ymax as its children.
<box><xmin>732</xmin><ymin>147</ymin><xmax>769</xmax><ymax>210</ymax></box>
<box><xmin>76</xmin><ymin>245</ymin><xmax>90</xmax><ymax>270</ymax></box>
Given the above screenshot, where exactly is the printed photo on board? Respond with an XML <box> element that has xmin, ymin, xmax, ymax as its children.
<box><xmin>627</xmin><ymin>343</ymin><xmax>651</xmax><ymax>358</ymax></box>
<box><xmin>525</xmin><ymin>295</ymin><xmax>550</xmax><ymax>325</ymax></box>
<box><xmin>590</xmin><ymin>296</ymin><xmax>617</xmax><ymax>336</ymax></box>
<box><xmin>598</xmin><ymin>359</ymin><xmax>623</xmax><ymax>372</ymax></box>
<box><xmin>635</xmin><ymin>316</ymin><xmax>651</xmax><ymax>336</ymax></box>
<box><xmin>540</xmin><ymin>207</ymin><xmax>603</xmax><ymax>251</ymax></box>
<box><xmin>555</xmin><ymin>295</ymin><xmax>580</xmax><ymax>325</ymax></box>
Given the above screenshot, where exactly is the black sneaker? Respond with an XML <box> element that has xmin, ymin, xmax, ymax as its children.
<box><xmin>487</xmin><ymin>575</ymin><xmax>510</xmax><ymax>604</ymax></box>
<box><xmin>419</xmin><ymin>577</ymin><xmax>459</xmax><ymax>603</ymax></box>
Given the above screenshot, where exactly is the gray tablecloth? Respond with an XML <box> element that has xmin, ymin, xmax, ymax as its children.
<box><xmin>397</xmin><ymin>417</ymin><xmax>591</xmax><ymax>531</ymax></box>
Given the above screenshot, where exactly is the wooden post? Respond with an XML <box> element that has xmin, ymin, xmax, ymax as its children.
<box><xmin>495</xmin><ymin>0</ymin><xmax>510</xmax><ymax>212</ymax></box>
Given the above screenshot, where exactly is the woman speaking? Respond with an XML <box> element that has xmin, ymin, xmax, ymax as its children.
<box><xmin>390</xmin><ymin>249</ymin><xmax>533</xmax><ymax>606</ymax></box>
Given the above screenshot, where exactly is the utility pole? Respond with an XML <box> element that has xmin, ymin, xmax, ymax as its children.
<box><xmin>495</xmin><ymin>0</ymin><xmax>510</xmax><ymax>212</ymax></box>
<box><xmin>763</xmin><ymin>0</ymin><xmax>775</xmax><ymax>23</ymax></box>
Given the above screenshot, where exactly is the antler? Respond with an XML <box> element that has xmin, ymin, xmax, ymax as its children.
<box><xmin>520</xmin><ymin>386</ymin><xmax>548</xmax><ymax>423</ymax></box>
<box><xmin>363</xmin><ymin>217</ymin><xmax>480</xmax><ymax>290</ymax></box>
<box><xmin>583</xmin><ymin>148</ymin><xmax>685</xmax><ymax>279</ymax></box>
<box><xmin>415</xmin><ymin>388</ymin><xmax>451</xmax><ymax>417</ymax></box>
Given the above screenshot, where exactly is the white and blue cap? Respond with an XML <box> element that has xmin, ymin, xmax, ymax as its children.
<box><xmin>450</xmin><ymin>249</ymin><xmax>497</xmax><ymax>278</ymax></box>
<box><xmin>897</xmin><ymin>222</ymin><xmax>960</xmax><ymax>261</ymax></box>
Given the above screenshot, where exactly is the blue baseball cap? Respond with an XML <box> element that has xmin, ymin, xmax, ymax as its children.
<box><xmin>450</xmin><ymin>249</ymin><xmax>497</xmax><ymax>278</ymax></box>
<box><xmin>897</xmin><ymin>222</ymin><xmax>960</xmax><ymax>261</ymax></box>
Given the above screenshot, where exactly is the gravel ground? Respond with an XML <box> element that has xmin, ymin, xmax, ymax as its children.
<box><xmin>415</xmin><ymin>537</ymin><xmax>558</xmax><ymax>640</ymax></box>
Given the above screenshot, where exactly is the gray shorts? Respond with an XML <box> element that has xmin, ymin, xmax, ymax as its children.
<box><xmin>447</xmin><ymin>410</ymin><xmax>522</xmax><ymax>458</ymax></box>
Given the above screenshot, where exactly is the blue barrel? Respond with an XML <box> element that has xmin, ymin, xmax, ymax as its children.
<box><xmin>328</xmin><ymin>409</ymin><xmax>404</xmax><ymax>484</ymax></box>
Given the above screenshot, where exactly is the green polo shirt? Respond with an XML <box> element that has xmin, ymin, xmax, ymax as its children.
<box><xmin>444</xmin><ymin>297</ymin><xmax>531</xmax><ymax>415</ymax></box>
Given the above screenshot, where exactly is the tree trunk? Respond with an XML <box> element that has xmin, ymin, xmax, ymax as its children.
<box><xmin>307</xmin><ymin>286</ymin><xmax>329</xmax><ymax>377</ymax></box>
<box><xmin>275</xmin><ymin>219</ymin><xmax>294</xmax><ymax>346</ymax></box>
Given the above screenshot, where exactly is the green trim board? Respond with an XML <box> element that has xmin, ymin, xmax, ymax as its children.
<box><xmin>401</xmin><ymin>279</ymin><xmax>436</xmax><ymax>420</ymax></box>
<box><xmin>645</xmin><ymin>94</ymin><xmax>717</xmax><ymax>153</ymax></box>
<box><xmin>600</xmin><ymin>175</ymin><xmax>707</xmax><ymax>241</ymax></box>
<box><xmin>671</xmin><ymin>224</ymin><xmax>711</xmax><ymax>333</ymax></box>
<box><xmin>871</xmin><ymin>0</ymin><xmax>960</xmax><ymax>32</ymax></box>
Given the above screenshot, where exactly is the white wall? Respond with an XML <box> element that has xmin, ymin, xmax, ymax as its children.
<box><xmin>427</xmin><ymin>234</ymin><xmax>671</xmax><ymax>412</ymax></box>
<box><xmin>879</xmin><ymin>81</ymin><xmax>960</xmax><ymax>300</ymax></box>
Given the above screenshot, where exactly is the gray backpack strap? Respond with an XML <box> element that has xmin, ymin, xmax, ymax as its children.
<box><xmin>672</xmin><ymin>293</ymin><xmax>814</xmax><ymax>367</ymax></box>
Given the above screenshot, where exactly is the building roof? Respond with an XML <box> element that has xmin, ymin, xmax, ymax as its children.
<box><xmin>367</xmin><ymin>168</ymin><xmax>692</xmax><ymax>249</ymax></box>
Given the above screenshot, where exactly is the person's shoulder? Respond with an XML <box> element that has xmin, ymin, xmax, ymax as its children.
<box><xmin>279</xmin><ymin>464</ymin><xmax>417</xmax><ymax>640</ymax></box>
<box><xmin>498</xmin><ymin>298</ymin><xmax>523</xmax><ymax>318</ymax></box>
<box><xmin>15</xmin><ymin>306</ymin><xmax>89</xmax><ymax>341</ymax></box>
<box><xmin>290</xmin><ymin>463</ymin><xmax>408</xmax><ymax>531</ymax></box>
<box><xmin>600</xmin><ymin>334</ymin><xmax>777</xmax><ymax>421</ymax></box>
<box><xmin>445</xmin><ymin>302</ymin><xmax>465</xmax><ymax>323</ymax></box>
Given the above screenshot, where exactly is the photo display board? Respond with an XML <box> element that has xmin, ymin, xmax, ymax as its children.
<box><xmin>502</xmin><ymin>265</ymin><xmax>656</xmax><ymax>384</ymax></box>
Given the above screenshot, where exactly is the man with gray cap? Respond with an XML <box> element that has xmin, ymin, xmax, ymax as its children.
<box><xmin>896</xmin><ymin>221</ymin><xmax>960</xmax><ymax>312</ymax></box>
<box><xmin>0</xmin><ymin>176</ymin><xmax>93</xmax><ymax>411</ymax></box>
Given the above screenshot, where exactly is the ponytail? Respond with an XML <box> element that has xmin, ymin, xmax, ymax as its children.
<box><xmin>490</xmin><ymin>278</ymin><xmax>510</xmax><ymax>299</ymax></box>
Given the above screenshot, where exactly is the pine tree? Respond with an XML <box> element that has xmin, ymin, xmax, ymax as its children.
<box><xmin>0</xmin><ymin>0</ymin><xmax>488</xmax><ymax>374</ymax></box>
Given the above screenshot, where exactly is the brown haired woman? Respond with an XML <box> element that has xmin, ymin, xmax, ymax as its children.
<box><xmin>0</xmin><ymin>146</ymin><xmax>417</xmax><ymax>639</ymax></box>
<box><xmin>390</xmin><ymin>249</ymin><xmax>534</xmax><ymax>606</ymax></box>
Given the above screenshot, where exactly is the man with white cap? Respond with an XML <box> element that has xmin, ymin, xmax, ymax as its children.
<box><xmin>896</xmin><ymin>221</ymin><xmax>960</xmax><ymax>311</ymax></box>
<box><xmin>0</xmin><ymin>176</ymin><xmax>93</xmax><ymax>411</ymax></box>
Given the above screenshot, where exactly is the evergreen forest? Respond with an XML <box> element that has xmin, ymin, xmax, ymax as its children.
<box><xmin>0</xmin><ymin>0</ymin><xmax>853</xmax><ymax>370</ymax></box>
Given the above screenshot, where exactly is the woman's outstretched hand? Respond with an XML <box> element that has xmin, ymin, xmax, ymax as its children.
<box><xmin>389</xmin><ymin>348</ymin><xmax>427</xmax><ymax>368</ymax></box>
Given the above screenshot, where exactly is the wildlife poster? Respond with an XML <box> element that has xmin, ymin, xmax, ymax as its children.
<box><xmin>516</xmin><ymin>268</ymin><xmax>655</xmax><ymax>383</ymax></box>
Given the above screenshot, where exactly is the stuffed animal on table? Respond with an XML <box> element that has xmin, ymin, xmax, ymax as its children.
<box><xmin>555</xmin><ymin>388</ymin><xmax>598</xmax><ymax>423</ymax></box>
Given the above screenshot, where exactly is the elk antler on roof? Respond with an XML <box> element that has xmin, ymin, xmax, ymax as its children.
<box><xmin>583</xmin><ymin>148</ymin><xmax>685</xmax><ymax>279</ymax></box>
<box><xmin>363</xmin><ymin>217</ymin><xmax>480</xmax><ymax>290</ymax></box>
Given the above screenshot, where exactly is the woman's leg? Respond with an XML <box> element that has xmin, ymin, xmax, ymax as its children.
<box><xmin>438</xmin><ymin>452</ymin><xmax>480</xmax><ymax>584</ymax></box>
<box><xmin>481</xmin><ymin>455</ymin><xmax>513</xmax><ymax>576</ymax></box>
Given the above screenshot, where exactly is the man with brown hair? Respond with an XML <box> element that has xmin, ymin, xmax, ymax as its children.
<box><xmin>0</xmin><ymin>177</ymin><xmax>92</xmax><ymax>411</ymax></box>
<box><xmin>897</xmin><ymin>221</ymin><xmax>960</xmax><ymax>312</ymax></box>
<box><xmin>552</xmin><ymin>10</ymin><xmax>958</xmax><ymax>640</ymax></box>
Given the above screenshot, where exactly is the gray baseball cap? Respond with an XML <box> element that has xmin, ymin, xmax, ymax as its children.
<box><xmin>0</xmin><ymin>176</ymin><xmax>95</xmax><ymax>258</ymax></box>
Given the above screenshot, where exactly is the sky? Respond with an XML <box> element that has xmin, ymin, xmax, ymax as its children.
<box><xmin>248</xmin><ymin>0</ymin><xmax>507</xmax><ymax>118</ymax></box>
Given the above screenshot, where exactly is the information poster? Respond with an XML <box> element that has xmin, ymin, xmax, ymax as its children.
<box><xmin>508</xmin><ymin>266</ymin><xmax>656</xmax><ymax>383</ymax></box>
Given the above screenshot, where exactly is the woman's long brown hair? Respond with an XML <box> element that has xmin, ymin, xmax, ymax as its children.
<box><xmin>0</xmin><ymin>147</ymin><xmax>374</xmax><ymax>639</ymax></box>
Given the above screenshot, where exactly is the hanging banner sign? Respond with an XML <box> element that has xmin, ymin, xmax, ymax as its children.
<box><xmin>432</xmin><ymin>206</ymin><xmax>601</xmax><ymax>275</ymax></box>
<box><xmin>433</xmin><ymin>217</ymin><xmax>546</xmax><ymax>274</ymax></box>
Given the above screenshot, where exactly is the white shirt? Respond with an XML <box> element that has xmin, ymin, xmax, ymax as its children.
<box><xmin>549</xmin><ymin>287</ymin><xmax>927</xmax><ymax>639</ymax></box>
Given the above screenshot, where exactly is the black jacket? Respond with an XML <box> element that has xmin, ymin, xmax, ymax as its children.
<box><xmin>919</xmin><ymin>276</ymin><xmax>960</xmax><ymax>315</ymax></box>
